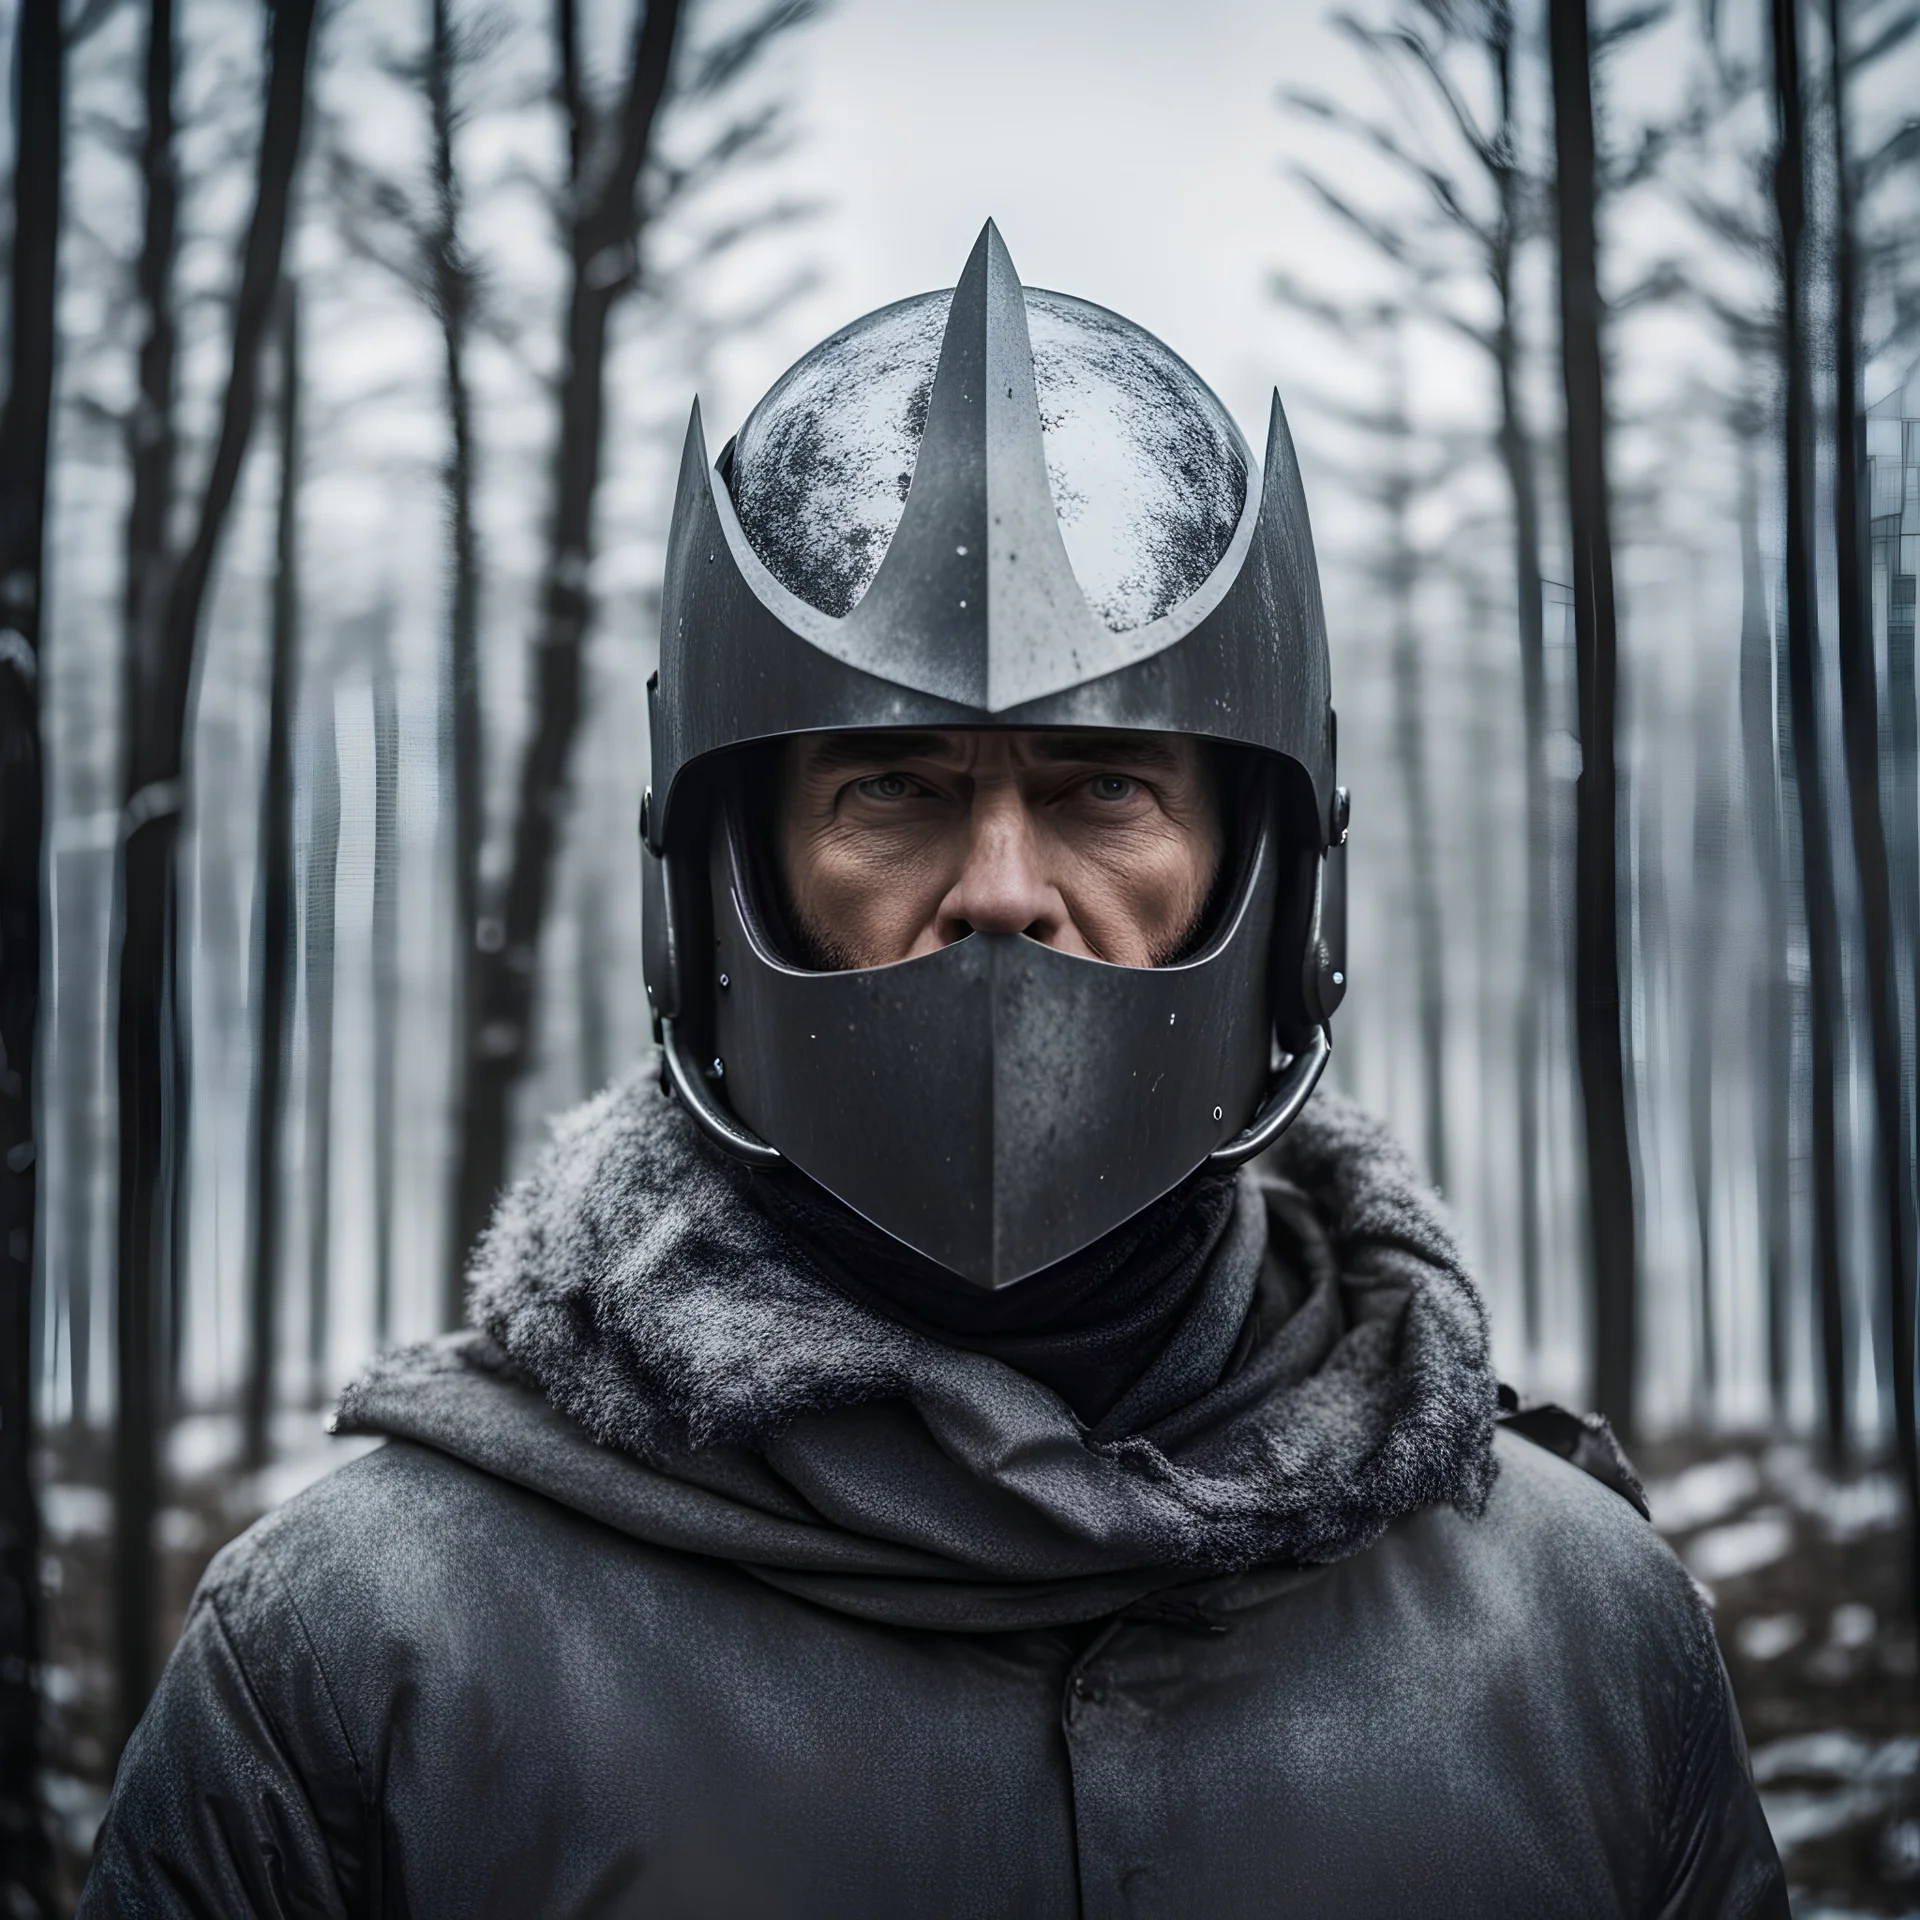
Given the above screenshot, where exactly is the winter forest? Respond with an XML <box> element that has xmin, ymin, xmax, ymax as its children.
<box><xmin>2</xmin><ymin>0</ymin><xmax>1919</xmax><ymax>1906</ymax></box>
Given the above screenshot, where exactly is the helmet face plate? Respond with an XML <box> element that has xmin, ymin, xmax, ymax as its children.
<box><xmin>644</xmin><ymin>221</ymin><xmax>1345</xmax><ymax>1288</ymax></box>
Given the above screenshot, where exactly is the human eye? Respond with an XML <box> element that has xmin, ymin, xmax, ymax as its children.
<box><xmin>1087</xmin><ymin>773</ymin><xmax>1141</xmax><ymax>803</ymax></box>
<box><xmin>856</xmin><ymin>771</ymin><xmax>918</xmax><ymax>801</ymax></box>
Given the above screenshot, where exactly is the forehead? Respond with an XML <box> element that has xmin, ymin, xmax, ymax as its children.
<box><xmin>789</xmin><ymin>730</ymin><xmax>1199</xmax><ymax>774</ymax></box>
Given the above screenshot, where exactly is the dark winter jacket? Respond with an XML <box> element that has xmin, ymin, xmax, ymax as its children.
<box><xmin>80</xmin><ymin>1079</ymin><xmax>1787</xmax><ymax>1918</ymax></box>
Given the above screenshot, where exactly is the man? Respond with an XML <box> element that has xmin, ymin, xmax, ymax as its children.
<box><xmin>84</xmin><ymin>225</ymin><xmax>1786</xmax><ymax>1916</ymax></box>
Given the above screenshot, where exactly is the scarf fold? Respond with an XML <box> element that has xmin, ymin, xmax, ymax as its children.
<box><xmin>336</xmin><ymin>1072</ymin><xmax>1499</xmax><ymax>1629</ymax></box>
<box><xmin>753</xmin><ymin>1159</ymin><xmax>1255</xmax><ymax>1427</ymax></box>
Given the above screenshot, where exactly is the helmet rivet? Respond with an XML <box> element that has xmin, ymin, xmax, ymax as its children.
<box><xmin>955</xmin><ymin>544</ymin><xmax>968</xmax><ymax>556</ymax></box>
<box><xmin>710</xmin><ymin>1057</ymin><xmax>725</xmax><ymax>1079</ymax></box>
<box><xmin>1212</xmin><ymin>1105</ymin><xmax>1224</xmax><ymax>1122</ymax></box>
<box><xmin>1332</xmin><ymin>970</ymin><xmax>1345</xmax><ymax>986</ymax></box>
<box><xmin>718</xmin><ymin>972</ymin><xmax>730</xmax><ymax>989</ymax></box>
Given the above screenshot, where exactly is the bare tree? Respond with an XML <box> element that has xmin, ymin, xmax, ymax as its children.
<box><xmin>447</xmin><ymin>0</ymin><xmax>689</xmax><ymax>1307</ymax></box>
<box><xmin>1377</xmin><ymin>325</ymin><xmax>1450</xmax><ymax>1196</ymax></box>
<box><xmin>1847</xmin><ymin>2</ymin><xmax>1920</xmax><ymax>371</ymax></box>
<box><xmin>1663</xmin><ymin>19</ymin><xmax>1799</xmax><ymax>1416</ymax></box>
<box><xmin>111</xmin><ymin>0</ymin><xmax>180</xmax><ymax>1710</ymax></box>
<box><xmin>0</xmin><ymin>0</ymin><xmax>63</xmax><ymax>1899</ymax></box>
<box><xmin>54</xmin><ymin>845</ymin><xmax>106</xmax><ymax>1429</ymax></box>
<box><xmin>302</xmin><ymin>697</ymin><xmax>340</xmax><ymax>1405</ymax></box>
<box><xmin>429</xmin><ymin>0</ymin><xmax>486</xmax><ymax>1328</ymax></box>
<box><xmin>1688</xmin><ymin>681</ymin><xmax>1732</xmax><ymax>1406</ymax></box>
<box><xmin>1550</xmin><ymin>0</ymin><xmax>1639</xmax><ymax>1436</ymax></box>
<box><xmin>114</xmin><ymin>0</ymin><xmax>318</xmax><ymax>1739</ymax></box>
<box><xmin>124</xmin><ymin>0</ymin><xmax>178</xmax><ymax>769</ymax></box>
<box><xmin>1827</xmin><ymin>0</ymin><xmax>1919</xmax><ymax>1598</ymax></box>
<box><xmin>1884</xmin><ymin>395</ymin><xmax>1920</xmax><ymax>1597</ymax></box>
<box><xmin>1854</xmin><ymin>43</ymin><xmax>1920</xmax><ymax>1600</ymax></box>
<box><xmin>306</xmin><ymin>1</ymin><xmax>493</xmax><ymax>1349</ymax></box>
<box><xmin>372</xmin><ymin>668</ymin><xmax>400</xmax><ymax>1342</ymax></box>
<box><xmin>1282</xmin><ymin>0</ymin><xmax>1537</xmax><ymax>1290</ymax></box>
<box><xmin>1769</xmin><ymin>0</ymin><xmax>1849</xmax><ymax>1459</ymax></box>
<box><xmin>1735</xmin><ymin>407</ymin><xmax>1796</xmax><ymax>1415</ymax></box>
<box><xmin>1263</xmin><ymin>278</ymin><xmax>1452</xmax><ymax>1189</ymax></box>
<box><xmin>1850</xmin><ymin>69</ymin><xmax>1920</xmax><ymax>1357</ymax></box>
<box><xmin>243</xmin><ymin>279</ymin><xmax>302</xmax><ymax>1472</ymax></box>
<box><xmin>312</xmin><ymin>0</ymin><xmax>819</xmax><ymax>1312</ymax></box>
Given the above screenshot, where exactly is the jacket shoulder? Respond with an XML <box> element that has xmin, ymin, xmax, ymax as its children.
<box><xmin>1402</xmin><ymin>1428</ymin><xmax>1728</xmax><ymax>1749</ymax></box>
<box><xmin>214</xmin><ymin>1435</ymin><xmax>654</xmax><ymax>1633</ymax></box>
<box><xmin>1473</xmin><ymin>1436</ymin><xmax>1786</xmax><ymax>1917</ymax></box>
<box><xmin>1290</xmin><ymin>1427</ymin><xmax>1720</xmax><ymax>1711</ymax></box>
<box><xmin>1476</xmin><ymin>1426</ymin><xmax>1708</xmax><ymax>1637</ymax></box>
<box><xmin>214</xmin><ymin>1437</ymin><xmax>522</xmax><ymax>1587</ymax></box>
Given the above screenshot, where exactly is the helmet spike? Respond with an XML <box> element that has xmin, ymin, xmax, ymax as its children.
<box><xmin>845</xmin><ymin>220</ymin><xmax>1111</xmax><ymax>712</ymax></box>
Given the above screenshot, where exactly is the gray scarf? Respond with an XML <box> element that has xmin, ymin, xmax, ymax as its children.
<box><xmin>337</xmin><ymin>1073</ymin><xmax>1498</xmax><ymax>1630</ymax></box>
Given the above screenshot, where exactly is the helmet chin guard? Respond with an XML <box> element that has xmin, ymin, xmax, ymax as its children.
<box><xmin>642</xmin><ymin>220</ymin><xmax>1346</xmax><ymax>1288</ymax></box>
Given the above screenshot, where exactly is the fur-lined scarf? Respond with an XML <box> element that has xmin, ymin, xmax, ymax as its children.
<box><xmin>338</xmin><ymin>1074</ymin><xmax>1499</xmax><ymax>1628</ymax></box>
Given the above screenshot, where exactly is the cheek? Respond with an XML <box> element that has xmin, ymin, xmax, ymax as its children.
<box><xmin>1059</xmin><ymin>820</ymin><xmax>1216</xmax><ymax>955</ymax></box>
<box><xmin>788</xmin><ymin>819</ymin><xmax>956</xmax><ymax>964</ymax></box>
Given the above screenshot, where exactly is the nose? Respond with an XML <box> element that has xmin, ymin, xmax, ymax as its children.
<box><xmin>935</xmin><ymin>788</ymin><xmax>1066</xmax><ymax>945</ymax></box>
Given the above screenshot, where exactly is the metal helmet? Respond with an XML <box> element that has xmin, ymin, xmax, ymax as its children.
<box><xmin>642</xmin><ymin>221</ymin><xmax>1347</xmax><ymax>1289</ymax></box>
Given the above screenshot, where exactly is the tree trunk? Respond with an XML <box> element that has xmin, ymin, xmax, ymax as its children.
<box><xmin>1736</xmin><ymin>421</ymin><xmax>1796</xmax><ymax>1416</ymax></box>
<box><xmin>1771</xmin><ymin>0</ymin><xmax>1849</xmax><ymax>1461</ymax></box>
<box><xmin>1889</xmin><ymin>529</ymin><xmax>1920</xmax><ymax>1548</ymax></box>
<box><xmin>1490</xmin><ymin>15</ymin><xmax>1547</xmax><ymax>1354</ymax></box>
<box><xmin>1826</xmin><ymin>0</ymin><xmax>1916</xmax><ymax>1585</ymax></box>
<box><xmin>57</xmin><ymin>844</ymin><xmax>105</xmax><ymax>1428</ymax></box>
<box><xmin>429</xmin><ymin>0</ymin><xmax>485</xmax><ymax>1330</ymax></box>
<box><xmin>1383</xmin><ymin>344</ymin><xmax>1448</xmax><ymax>1195</ymax></box>
<box><xmin>1690</xmin><ymin>700</ymin><xmax>1729</xmax><ymax>1407</ymax></box>
<box><xmin>371</xmin><ymin>672</ymin><xmax>399</xmax><ymax>1343</ymax></box>
<box><xmin>110</xmin><ymin>0</ymin><xmax>178</xmax><ymax>1729</ymax></box>
<box><xmin>1497</xmin><ymin>332</ymin><xmax>1548</xmax><ymax>1352</ymax></box>
<box><xmin>114</xmin><ymin>0</ymin><xmax>317</xmax><ymax>1740</ymax></box>
<box><xmin>243</xmin><ymin>281</ymin><xmax>302</xmax><ymax>1472</ymax></box>
<box><xmin>303</xmin><ymin>700</ymin><xmax>339</xmax><ymax>1405</ymax></box>
<box><xmin>1463</xmin><ymin>579</ymin><xmax>1506</xmax><ymax>1291</ymax></box>
<box><xmin>0</xmin><ymin>0</ymin><xmax>63</xmax><ymax>1901</ymax></box>
<box><xmin>124</xmin><ymin>0</ymin><xmax>177</xmax><ymax>732</ymax></box>
<box><xmin>1549</xmin><ymin>0</ymin><xmax>1639</xmax><ymax>1437</ymax></box>
<box><xmin>1398</xmin><ymin>633</ymin><xmax>1449</xmax><ymax>1197</ymax></box>
<box><xmin>577</xmin><ymin>854</ymin><xmax>612</xmax><ymax>1098</ymax></box>
<box><xmin>450</xmin><ymin>0</ymin><xmax>685</xmax><ymax>1291</ymax></box>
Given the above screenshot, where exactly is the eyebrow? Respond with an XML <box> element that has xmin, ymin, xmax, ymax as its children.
<box><xmin>798</xmin><ymin>732</ymin><xmax>953</xmax><ymax>773</ymax></box>
<box><xmin>1029</xmin><ymin>734</ymin><xmax>1186</xmax><ymax>773</ymax></box>
<box><xmin>798</xmin><ymin>731</ymin><xmax>1187</xmax><ymax>775</ymax></box>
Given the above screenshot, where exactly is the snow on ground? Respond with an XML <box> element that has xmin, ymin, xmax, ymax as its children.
<box><xmin>1640</xmin><ymin>1437</ymin><xmax>1919</xmax><ymax>1917</ymax></box>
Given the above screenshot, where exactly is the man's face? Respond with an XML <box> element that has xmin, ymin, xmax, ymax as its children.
<box><xmin>779</xmin><ymin>729</ymin><xmax>1223</xmax><ymax>971</ymax></box>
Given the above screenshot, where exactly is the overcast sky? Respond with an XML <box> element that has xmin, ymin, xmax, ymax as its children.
<box><xmin>696</xmin><ymin>0</ymin><xmax>1376</xmax><ymax>453</ymax></box>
